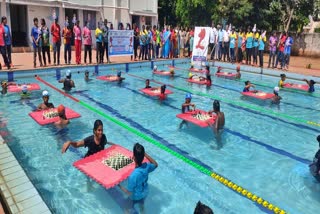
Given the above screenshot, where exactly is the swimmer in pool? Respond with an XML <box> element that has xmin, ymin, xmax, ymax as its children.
<box><xmin>194</xmin><ymin>201</ymin><xmax>214</xmax><ymax>214</ymax></box>
<box><xmin>278</xmin><ymin>74</ymin><xmax>286</xmax><ymax>88</ymax></box>
<box><xmin>271</xmin><ymin>86</ymin><xmax>282</xmax><ymax>104</ymax></box>
<box><xmin>216</xmin><ymin>66</ymin><xmax>222</xmax><ymax>73</ymax></box>
<box><xmin>20</xmin><ymin>85</ymin><xmax>31</xmax><ymax>99</ymax></box>
<box><xmin>54</xmin><ymin>104</ymin><xmax>70</xmax><ymax>127</ymax></box>
<box><xmin>145</xmin><ymin>79</ymin><xmax>152</xmax><ymax>89</ymax></box>
<box><xmin>85</xmin><ymin>71</ymin><xmax>90</xmax><ymax>81</ymax></box>
<box><xmin>205</xmin><ymin>66</ymin><xmax>212</xmax><ymax>86</ymax></box>
<box><xmin>303</xmin><ymin>79</ymin><xmax>316</xmax><ymax>93</ymax></box>
<box><xmin>179</xmin><ymin>93</ymin><xmax>196</xmax><ymax>129</ymax></box>
<box><xmin>309</xmin><ymin>135</ymin><xmax>320</xmax><ymax>182</ymax></box>
<box><xmin>59</xmin><ymin>70</ymin><xmax>75</xmax><ymax>91</ymax></box>
<box><xmin>153</xmin><ymin>65</ymin><xmax>157</xmax><ymax>72</ymax></box>
<box><xmin>1</xmin><ymin>81</ymin><xmax>8</xmax><ymax>95</ymax></box>
<box><xmin>243</xmin><ymin>81</ymin><xmax>257</xmax><ymax>92</ymax></box>
<box><xmin>208</xmin><ymin>100</ymin><xmax>225</xmax><ymax>133</ymax></box>
<box><xmin>169</xmin><ymin>67</ymin><xmax>175</xmax><ymax>77</ymax></box>
<box><xmin>159</xmin><ymin>85</ymin><xmax>166</xmax><ymax>100</ymax></box>
<box><xmin>235</xmin><ymin>65</ymin><xmax>241</xmax><ymax>79</ymax></box>
<box><xmin>61</xmin><ymin>119</ymin><xmax>114</xmax><ymax>157</ymax></box>
<box><xmin>117</xmin><ymin>71</ymin><xmax>125</xmax><ymax>84</ymax></box>
<box><xmin>37</xmin><ymin>90</ymin><xmax>54</xmax><ymax>110</ymax></box>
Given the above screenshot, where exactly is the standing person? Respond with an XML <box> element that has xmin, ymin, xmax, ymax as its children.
<box><xmin>268</xmin><ymin>31</ymin><xmax>277</xmax><ymax>68</ymax></box>
<box><xmin>31</xmin><ymin>17</ymin><xmax>42</xmax><ymax>68</ymax></box>
<box><xmin>229</xmin><ymin>27</ymin><xmax>237</xmax><ymax>63</ymax></box>
<box><xmin>275</xmin><ymin>31</ymin><xmax>286</xmax><ymax>69</ymax></box>
<box><xmin>237</xmin><ymin>27</ymin><xmax>244</xmax><ymax>63</ymax></box>
<box><xmin>102</xmin><ymin>19</ymin><xmax>111</xmax><ymax>63</ymax></box>
<box><xmin>245</xmin><ymin>26</ymin><xmax>253</xmax><ymax>65</ymax></box>
<box><xmin>139</xmin><ymin>25</ymin><xmax>147</xmax><ymax>60</ymax></box>
<box><xmin>283</xmin><ymin>32</ymin><xmax>293</xmax><ymax>70</ymax></box>
<box><xmin>163</xmin><ymin>26</ymin><xmax>171</xmax><ymax>58</ymax></box>
<box><xmin>95</xmin><ymin>22</ymin><xmax>103</xmax><ymax>64</ymax></box>
<box><xmin>133</xmin><ymin>24</ymin><xmax>139</xmax><ymax>61</ymax></box>
<box><xmin>73</xmin><ymin>20</ymin><xmax>82</xmax><ymax>65</ymax></box>
<box><xmin>2</xmin><ymin>17</ymin><xmax>13</xmax><ymax>68</ymax></box>
<box><xmin>223</xmin><ymin>25</ymin><xmax>230</xmax><ymax>62</ymax></box>
<box><xmin>252</xmin><ymin>29</ymin><xmax>260</xmax><ymax>66</ymax></box>
<box><xmin>217</xmin><ymin>24</ymin><xmax>224</xmax><ymax>61</ymax></box>
<box><xmin>208</xmin><ymin>100</ymin><xmax>225</xmax><ymax>134</ymax></box>
<box><xmin>83</xmin><ymin>21</ymin><xmax>92</xmax><ymax>64</ymax></box>
<box><xmin>152</xmin><ymin>25</ymin><xmax>159</xmax><ymax>60</ymax></box>
<box><xmin>62</xmin><ymin>23</ymin><xmax>72</xmax><ymax>65</ymax></box>
<box><xmin>258</xmin><ymin>31</ymin><xmax>267</xmax><ymax>67</ymax></box>
<box><xmin>209</xmin><ymin>22</ymin><xmax>217</xmax><ymax>60</ymax></box>
<box><xmin>189</xmin><ymin>27</ymin><xmax>194</xmax><ymax>57</ymax></box>
<box><xmin>118</xmin><ymin>143</ymin><xmax>158</xmax><ymax>214</ymax></box>
<box><xmin>40</xmin><ymin>18</ymin><xmax>51</xmax><ymax>67</ymax></box>
<box><xmin>51</xmin><ymin>17</ymin><xmax>61</xmax><ymax>66</ymax></box>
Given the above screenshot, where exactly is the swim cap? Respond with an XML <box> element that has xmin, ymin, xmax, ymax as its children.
<box><xmin>21</xmin><ymin>85</ymin><xmax>28</xmax><ymax>93</ymax></box>
<box><xmin>66</xmin><ymin>70</ymin><xmax>71</xmax><ymax>77</ymax></box>
<box><xmin>153</xmin><ymin>65</ymin><xmax>157</xmax><ymax>71</ymax></box>
<box><xmin>185</xmin><ymin>93</ymin><xmax>192</xmax><ymax>99</ymax></box>
<box><xmin>274</xmin><ymin>87</ymin><xmax>279</xmax><ymax>93</ymax></box>
<box><xmin>57</xmin><ymin>104</ymin><xmax>65</xmax><ymax>113</ymax></box>
<box><xmin>42</xmin><ymin>90</ymin><xmax>49</xmax><ymax>97</ymax></box>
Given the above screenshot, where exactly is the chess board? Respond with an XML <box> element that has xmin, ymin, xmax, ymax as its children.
<box><xmin>102</xmin><ymin>153</ymin><xmax>133</xmax><ymax>171</ymax></box>
<box><xmin>192</xmin><ymin>113</ymin><xmax>211</xmax><ymax>121</ymax></box>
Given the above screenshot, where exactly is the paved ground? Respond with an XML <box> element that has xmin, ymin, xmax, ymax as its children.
<box><xmin>1</xmin><ymin>51</ymin><xmax>319</xmax><ymax>77</ymax></box>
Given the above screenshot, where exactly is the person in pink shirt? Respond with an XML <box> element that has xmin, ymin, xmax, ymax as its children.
<box><xmin>51</xmin><ymin>18</ymin><xmax>61</xmax><ymax>66</ymax></box>
<box><xmin>83</xmin><ymin>21</ymin><xmax>92</xmax><ymax>64</ymax></box>
<box><xmin>0</xmin><ymin>22</ymin><xmax>9</xmax><ymax>69</ymax></box>
<box><xmin>73</xmin><ymin>20</ymin><xmax>82</xmax><ymax>65</ymax></box>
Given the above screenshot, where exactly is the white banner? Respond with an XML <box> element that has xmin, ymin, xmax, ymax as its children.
<box><xmin>192</xmin><ymin>27</ymin><xmax>210</xmax><ymax>67</ymax></box>
<box><xmin>108</xmin><ymin>30</ymin><xmax>134</xmax><ymax>56</ymax></box>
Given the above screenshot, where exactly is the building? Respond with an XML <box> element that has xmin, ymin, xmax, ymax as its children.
<box><xmin>0</xmin><ymin>0</ymin><xmax>158</xmax><ymax>48</ymax></box>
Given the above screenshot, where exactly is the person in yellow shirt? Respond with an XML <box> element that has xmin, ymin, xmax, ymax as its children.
<box><xmin>245</xmin><ymin>27</ymin><xmax>253</xmax><ymax>65</ymax></box>
<box><xmin>278</xmin><ymin>74</ymin><xmax>286</xmax><ymax>87</ymax></box>
<box><xmin>229</xmin><ymin>27</ymin><xmax>237</xmax><ymax>63</ymax></box>
<box><xmin>258</xmin><ymin>31</ymin><xmax>267</xmax><ymax>67</ymax></box>
<box><xmin>95</xmin><ymin>23</ymin><xmax>104</xmax><ymax>64</ymax></box>
<box><xmin>253</xmin><ymin>30</ymin><xmax>260</xmax><ymax>66</ymax></box>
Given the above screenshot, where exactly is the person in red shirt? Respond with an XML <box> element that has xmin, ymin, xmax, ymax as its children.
<box><xmin>73</xmin><ymin>20</ymin><xmax>82</xmax><ymax>65</ymax></box>
<box><xmin>62</xmin><ymin>23</ymin><xmax>72</xmax><ymax>64</ymax></box>
<box><xmin>0</xmin><ymin>22</ymin><xmax>9</xmax><ymax>69</ymax></box>
<box><xmin>275</xmin><ymin>32</ymin><xmax>286</xmax><ymax>69</ymax></box>
<box><xmin>51</xmin><ymin>18</ymin><xmax>61</xmax><ymax>65</ymax></box>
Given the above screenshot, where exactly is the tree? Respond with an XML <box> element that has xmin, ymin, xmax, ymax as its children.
<box><xmin>158</xmin><ymin>0</ymin><xmax>177</xmax><ymax>27</ymax></box>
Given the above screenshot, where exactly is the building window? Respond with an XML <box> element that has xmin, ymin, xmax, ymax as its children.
<box><xmin>83</xmin><ymin>10</ymin><xmax>96</xmax><ymax>30</ymax></box>
<box><xmin>145</xmin><ymin>16</ymin><xmax>151</xmax><ymax>26</ymax></box>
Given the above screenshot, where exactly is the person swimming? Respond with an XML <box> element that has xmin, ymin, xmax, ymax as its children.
<box><xmin>117</xmin><ymin>71</ymin><xmax>125</xmax><ymax>83</ymax></box>
<box><xmin>145</xmin><ymin>79</ymin><xmax>152</xmax><ymax>88</ymax></box>
<box><xmin>205</xmin><ymin>66</ymin><xmax>212</xmax><ymax>86</ymax></box>
<box><xmin>179</xmin><ymin>93</ymin><xmax>196</xmax><ymax>129</ymax></box>
<box><xmin>159</xmin><ymin>85</ymin><xmax>166</xmax><ymax>100</ymax></box>
<box><xmin>1</xmin><ymin>81</ymin><xmax>8</xmax><ymax>95</ymax></box>
<box><xmin>59</xmin><ymin>70</ymin><xmax>75</xmax><ymax>91</ymax></box>
<box><xmin>169</xmin><ymin>67</ymin><xmax>175</xmax><ymax>77</ymax></box>
<box><xmin>303</xmin><ymin>79</ymin><xmax>316</xmax><ymax>93</ymax></box>
<box><xmin>38</xmin><ymin>90</ymin><xmax>54</xmax><ymax>110</ymax></box>
<box><xmin>272</xmin><ymin>86</ymin><xmax>282</xmax><ymax>104</ymax></box>
<box><xmin>153</xmin><ymin>65</ymin><xmax>157</xmax><ymax>72</ymax></box>
<box><xmin>54</xmin><ymin>104</ymin><xmax>70</xmax><ymax>127</ymax></box>
<box><xmin>243</xmin><ymin>81</ymin><xmax>256</xmax><ymax>92</ymax></box>
<box><xmin>85</xmin><ymin>71</ymin><xmax>90</xmax><ymax>81</ymax></box>
<box><xmin>309</xmin><ymin>135</ymin><xmax>320</xmax><ymax>182</ymax></box>
<box><xmin>20</xmin><ymin>85</ymin><xmax>30</xmax><ymax>99</ymax></box>
<box><xmin>278</xmin><ymin>74</ymin><xmax>286</xmax><ymax>87</ymax></box>
<box><xmin>235</xmin><ymin>65</ymin><xmax>241</xmax><ymax>79</ymax></box>
<box><xmin>216</xmin><ymin>66</ymin><xmax>222</xmax><ymax>73</ymax></box>
<box><xmin>208</xmin><ymin>100</ymin><xmax>225</xmax><ymax>133</ymax></box>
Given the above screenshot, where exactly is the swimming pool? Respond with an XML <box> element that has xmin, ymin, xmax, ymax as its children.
<box><xmin>1</xmin><ymin>59</ymin><xmax>320</xmax><ymax>213</ymax></box>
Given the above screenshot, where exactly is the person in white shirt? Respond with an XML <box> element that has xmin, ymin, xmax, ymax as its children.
<box><xmin>223</xmin><ymin>25</ymin><xmax>230</xmax><ymax>62</ymax></box>
<box><xmin>209</xmin><ymin>22</ymin><xmax>217</xmax><ymax>60</ymax></box>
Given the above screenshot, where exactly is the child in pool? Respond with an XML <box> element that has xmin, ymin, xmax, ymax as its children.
<box><xmin>38</xmin><ymin>90</ymin><xmax>54</xmax><ymax>110</ymax></box>
<box><xmin>216</xmin><ymin>66</ymin><xmax>222</xmax><ymax>73</ymax></box>
<box><xmin>303</xmin><ymin>79</ymin><xmax>316</xmax><ymax>93</ymax></box>
<box><xmin>20</xmin><ymin>85</ymin><xmax>31</xmax><ymax>99</ymax></box>
<box><xmin>145</xmin><ymin>79</ymin><xmax>152</xmax><ymax>88</ymax></box>
<box><xmin>179</xmin><ymin>93</ymin><xmax>196</xmax><ymax>129</ymax></box>
<box><xmin>235</xmin><ymin>65</ymin><xmax>241</xmax><ymax>79</ymax></box>
<box><xmin>309</xmin><ymin>135</ymin><xmax>320</xmax><ymax>182</ymax></box>
<box><xmin>208</xmin><ymin>100</ymin><xmax>225</xmax><ymax>133</ymax></box>
<box><xmin>54</xmin><ymin>104</ymin><xmax>70</xmax><ymax>127</ymax></box>
<box><xmin>159</xmin><ymin>84</ymin><xmax>166</xmax><ymax>100</ymax></box>
<box><xmin>205</xmin><ymin>66</ymin><xmax>212</xmax><ymax>86</ymax></box>
<box><xmin>119</xmin><ymin>143</ymin><xmax>158</xmax><ymax>213</ymax></box>
<box><xmin>1</xmin><ymin>81</ymin><xmax>7</xmax><ymax>95</ymax></box>
<box><xmin>84</xmin><ymin>71</ymin><xmax>90</xmax><ymax>81</ymax></box>
<box><xmin>278</xmin><ymin>74</ymin><xmax>286</xmax><ymax>88</ymax></box>
<box><xmin>272</xmin><ymin>86</ymin><xmax>282</xmax><ymax>104</ymax></box>
<box><xmin>243</xmin><ymin>81</ymin><xmax>257</xmax><ymax>92</ymax></box>
<box><xmin>194</xmin><ymin>201</ymin><xmax>214</xmax><ymax>214</ymax></box>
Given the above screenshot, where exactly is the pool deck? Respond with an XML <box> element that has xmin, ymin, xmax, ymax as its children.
<box><xmin>1</xmin><ymin>51</ymin><xmax>319</xmax><ymax>77</ymax></box>
<box><xmin>0</xmin><ymin>135</ymin><xmax>51</xmax><ymax>214</ymax></box>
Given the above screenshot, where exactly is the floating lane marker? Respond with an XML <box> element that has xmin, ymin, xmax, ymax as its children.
<box><xmin>36</xmin><ymin>76</ymin><xmax>288</xmax><ymax>214</ymax></box>
<box><xmin>126</xmin><ymin>73</ymin><xmax>320</xmax><ymax>129</ymax></box>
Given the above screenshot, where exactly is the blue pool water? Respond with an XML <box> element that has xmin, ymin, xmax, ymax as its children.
<box><xmin>1</xmin><ymin>60</ymin><xmax>320</xmax><ymax>214</ymax></box>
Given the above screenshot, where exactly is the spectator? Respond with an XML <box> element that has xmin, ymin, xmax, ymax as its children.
<box><xmin>95</xmin><ymin>22</ymin><xmax>103</xmax><ymax>64</ymax></box>
<box><xmin>51</xmin><ymin>17</ymin><xmax>61</xmax><ymax>66</ymax></box>
<box><xmin>31</xmin><ymin>17</ymin><xmax>43</xmax><ymax>68</ymax></box>
<box><xmin>237</xmin><ymin>27</ymin><xmax>244</xmax><ymax>63</ymax></box>
<box><xmin>258</xmin><ymin>31</ymin><xmax>267</xmax><ymax>67</ymax></box>
<box><xmin>73</xmin><ymin>20</ymin><xmax>82</xmax><ymax>65</ymax></box>
<box><xmin>283</xmin><ymin>32</ymin><xmax>293</xmax><ymax>70</ymax></box>
<box><xmin>62</xmin><ymin>22</ymin><xmax>72</xmax><ymax>65</ymax></box>
<box><xmin>133</xmin><ymin>23</ymin><xmax>139</xmax><ymax>61</ymax></box>
<box><xmin>275</xmin><ymin>31</ymin><xmax>286</xmax><ymax>69</ymax></box>
<box><xmin>102</xmin><ymin>19</ymin><xmax>111</xmax><ymax>63</ymax></box>
<box><xmin>209</xmin><ymin>22</ymin><xmax>217</xmax><ymax>60</ymax></box>
<box><xmin>2</xmin><ymin>16</ymin><xmax>13</xmax><ymax>68</ymax></box>
<box><xmin>268</xmin><ymin>31</ymin><xmax>277</xmax><ymax>68</ymax></box>
<box><xmin>41</xmin><ymin>18</ymin><xmax>51</xmax><ymax>67</ymax></box>
<box><xmin>83</xmin><ymin>21</ymin><xmax>92</xmax><ymax>64</ymax></box>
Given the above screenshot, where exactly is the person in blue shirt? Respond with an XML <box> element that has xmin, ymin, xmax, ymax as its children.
<box><xmin>119</xmin><ymin>143</ymin><xmax>158</xmax><ymax>214</ymax></box>
<box><xmin>258</xmin><ymin>31</ymin><xmax>267</xmax><ymax>67</ymax></box>
<box><xmin>283</xmin><ymin>32</ymin><xmax>293</xmax><ymax>70</ymax></box>
<box><xmin>217</xmin><ymin>24</ymin><xmax>224</xmax><ymax>61</ymax></box>
<box><xmin>303</xmin><ymin>79</ymin><xmax>316</xmax><ymax>93</ymax></box>
<box><xmin>245</xmin><ymin>26</ymin><xmax>253</xmax><ymax>65</ymax></box>
<box><xmin>2</xmin><ymin>17</ymin><xmax>12</xmax><ymax>67</ymax></box>
<box><xmin>31</xmin><ymin>17</ymin><xmax>43</xmax><ymax>68</ymax></box>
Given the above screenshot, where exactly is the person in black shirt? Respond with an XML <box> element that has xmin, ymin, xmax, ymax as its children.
<box><xmin>61</xmin><ymin>119</ymin><xmax>114</xmax><ymax>157</ymax></box>
<box><xmin>309</xmin><ymin>135</ymin><xmax>320</xmax><ymax>182</ymax></box>
<box><xmin>145</xmin><ymin>79</ymin><xmax>152</xmax><ymax>88</ymax></box>
<box><xmin>59</xmin><ymin>70</ymin><xmax>75</xmax><ymax>91</ymax></box>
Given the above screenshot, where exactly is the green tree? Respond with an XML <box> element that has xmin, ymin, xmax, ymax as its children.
<box><xmin>158</xmin><ymin>0</ymin><xmax>177</xmax><ymax>27</ymax></box>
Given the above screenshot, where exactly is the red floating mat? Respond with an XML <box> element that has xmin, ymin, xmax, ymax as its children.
<box><xmin>8</xmin><ymin>83</ymin><xmax>41</xmax><ymax>92</ymax></box>
<box><xmin>215</xmin><ymin>72</ymin><xmax>236</xmax><ymax>79</ymax></box>
<box><xmin>241</xmin><ymin>91</ymin><xmax>275</xmax><ymax>100</ymax></box>
<box><xmin>140</xmin><ymin>88</ymin><xmax>173</xmax><ymax>97</ymax></box>
<box><xmin>283</xmin><ymin>83</ymin><xmax>309</xmax><ymax>91</ymax></box>
<box><xmin>176</xmin><ymin>109</ymin><xmax>216</xmax><ymax>128</ymax></box>
<box><xmin>187</xmin><ymin>78</ymin><xmax>208</xmax><ymax>85</ymax></box>
<box><xmin>29</xmin><ymin>107</ymin><xmax>81</xmax><ymax>125</ymax></box>
<box><xmin>153</xmin><ymin>70</ymin><xmax>172</xmax><ymax>76</ymax></box>
<box><xmin>189</xmin><ymin>68</ymin><xmax>204</xmax><ymax>73</ymax></box>
<box><xmin>73</xmin><ymin>145</ymin><xmax>149</xmax><ymax>189</ymax></box>
<box><xmin>97</xmin><ymin>75</ymin><xmax>124</xmax><ymax>82</ymax></box>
